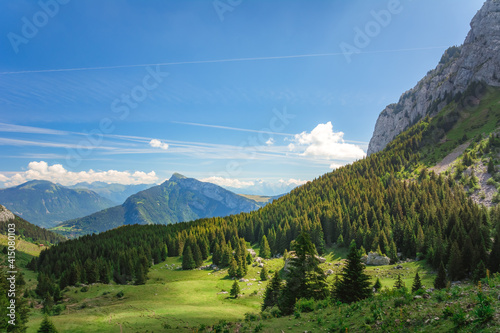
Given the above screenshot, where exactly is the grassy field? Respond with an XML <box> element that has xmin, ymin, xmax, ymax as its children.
<box><xmin>20</xmin><ymin>246</ymin><xmax>438</xmax><ymax>332</ymax></box>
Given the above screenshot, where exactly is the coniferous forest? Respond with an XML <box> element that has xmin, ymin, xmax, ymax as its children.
<box><xmin>32</xmin><ymin>117</ymin><xmax>500</xmax><ymax>304</ymax></box>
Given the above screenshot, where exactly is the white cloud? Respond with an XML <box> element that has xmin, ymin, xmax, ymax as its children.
<box><xmin>1</xmin><ymin>161</ymin><xmax>158</xmax><ymax>187</ymax></box>
<box><xmin>278</xmin><ymin>178</ymin><xmax>307</xmax><ymax>186</ymax></box>
<box><xmin>290</xmin><ymin>122</ymin><xmax>366</xmax><ymax>161</ymax></box>
<box><xmin>149</xmin><ymin>139</ymin><xmax>169</xmax><ymax>150</ymax></box>
<box><xmin>329</xmin><ymin>162</ymin><xmax>344</xmax><ymax>170</ymax></box>
<box><xmin>266</xmin><ymin>138</ymin><xmax>275</xmax><ymax>146</ymax></box>
<box><xmin>201</xmin><ymin>176</ymin><xmax>255</xmax><ymax>189</ymax></box>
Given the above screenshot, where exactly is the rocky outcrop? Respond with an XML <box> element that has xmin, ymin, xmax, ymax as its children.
<box><xmin>0</xmin><ymin>205</ymin><xmax>15</xmax><ymax>223</ymax></box>
<box><xmin>368</xmin><ymin>0</ymin><xmax>500</xmax><ymax>155</ymax></box>
<box><xmin>361</xmin><ymin>252</ymin><xmax>391</xmax><ymax>266</ymax></box>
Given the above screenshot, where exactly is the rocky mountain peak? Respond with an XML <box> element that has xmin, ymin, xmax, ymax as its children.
<box><xmin>367</xmin><ymin>0</ymin><xmax>500</xmax><ymax>155</ymax></box>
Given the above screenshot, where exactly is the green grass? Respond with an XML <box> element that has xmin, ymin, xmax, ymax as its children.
<box><xmin>421</xmin><ymin>87</ymin><xmax>500</xmax><ymax>166</ymax></box>
<box><xmin>22</xmin><ymin>247</ymin><xmax>439</xmax><ymax>332</ymax></box>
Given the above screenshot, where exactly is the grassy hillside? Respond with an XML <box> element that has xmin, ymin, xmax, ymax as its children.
<box><xmin>24</xmin><ymin>247</ymin><xmax>439</xmax><ymax>332</ymax></box>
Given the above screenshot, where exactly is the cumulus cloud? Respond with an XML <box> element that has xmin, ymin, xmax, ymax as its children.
<box><xmin>265</xmin><ymin>138</ymin><xmax>275</xmax><ymax>146</ymax></box>
<box><xmin>329</xmin><ymin>162</ymin><xmax>344</xmax><ymax>170</ymax></box>
<box><xmin>1</xmin><ymin>161</ymin><xmax>158</xmax><ymax>187</ymax></box>
<box><xmin>201</xmin><ymin>176</ymin><xmax>255</xmax><ymax>189</ymax></box>
<box><xmin>290</xmin><ymin>122</ymin><xmax>366</xmax><ymax>161</ymax></box>
<box><xmin>149</xmin><ymin>139</ymin><xmax>169</xmax><ymax>150</ymax></box>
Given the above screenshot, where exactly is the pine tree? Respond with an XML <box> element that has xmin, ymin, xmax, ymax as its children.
<box><xmin>488</xmin><ymin>158</ymin><xmax>495</xmax><ymax>174</ymax></box>
<box><xmin>373</xmin><ymin>277</ymin><xmax>382</xmax><ymax>292</ymax></box>
<box><xmin>134</xmin><ymin>262</ymin><xmax>146</xmax><ymax>285</ymax></box>
<box><xmin>37</xmin><ymin>316</ymin><xmax>59</xmax><ymax>333</ymax></box>
<box><xmin>192</xmin><ymin>243</ymin><xmax>203</xmax><ymax>268</ymax></box>
<box><xmin>246</xmin><ymin>252</ymin><xmax>253</xmax><ymax>265</ymax></box>
<box><xmin>334</xmin><ymin>240</ymin><xmax>372</xmax><ymax>304</ymax></box>
<box><xmin>447</xmin><ymin>241</ymin><xmax>463</xmax><ymax>281</ymax></box>
<box><xmin>230</xmin><ymin>280</ymin><xmax>240</xmax><ymax>298</ymax></box>
<box><xmin>259</xmin><ymin>235</ymin><xmax>271</xmax><ymax>259</ymax></box>
<box><xmin>260</xmin><ymin>267</ymin><xmax>268</xmax><ymax>281</ymax></box>
<box><xmin>472</xmin><ymin>260</ymin><xmax>487</xmax><ymax>283</ymax></box>
<box><xmin>489</xmin><ymin>228</ymin><xmax>500</xmax><ymax>273</ymax></box>
<box><xmin>394</xmin><ymin>274</ymin><xmax>405</xmax><ymax>290</ymax></box>
<box><xmin>262</xmin><ymin>271</ymin><xmax>282</xmax><ymax>311</ymax></box>
<box><xmin>228</xmin><ymin>256</ymin><xmax>238</xmax><ymax>278</ymax></box>
<box><xmin>182</xmin><ymin>246</ymin><xmax>196</xmax><ymax>270</ymax></box>
<box><xmin>434</xmin><ymin>261</ymin><xmax>448</xmax><ymax>289</ymax></box>
<box><xmin>411</xmin><ymin>272</ymin><xmax>422</xmax><ymax>293</ymax></box>
<box><xmin>278</xmin><ymin>232</ymin><xmax>328</xmax><ymax>315</ymax></box>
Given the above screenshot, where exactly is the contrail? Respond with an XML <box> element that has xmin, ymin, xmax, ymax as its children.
<box><xmin>0</xmin><ymin>46</ymin><xmax>448</xmax><ymax>75</ymax></box>
<box><xmin>171</xmin><ymin>121</ymin><xmax>369</xmax><ymax>144</ymax></box>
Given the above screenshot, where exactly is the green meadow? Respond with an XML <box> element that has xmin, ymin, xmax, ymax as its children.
<box><xmin>18</xmin><ymin>246</ymin><xmax>437</xmax><ymax>332</ymax></box>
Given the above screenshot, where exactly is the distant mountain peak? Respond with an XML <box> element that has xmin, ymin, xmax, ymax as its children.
<box><xmin>170</xmin><ymin>173</ymin><xmax>187</xmax><ymax>180</ymax></box>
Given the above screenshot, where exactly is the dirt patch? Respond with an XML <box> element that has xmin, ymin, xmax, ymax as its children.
<box><xmin>430</xmin><ymin>142</ymin><xmax>470</xmax><ymax>174</ymax></box>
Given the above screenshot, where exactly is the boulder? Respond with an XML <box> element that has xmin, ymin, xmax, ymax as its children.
<box><xmin>361</xmin><ymin>252</ymin><xmax>391</xmax><ymax>266</ymax></box>
<box><xmin>247</xmin><ymin>249</ymin><xmax>257</xmax><ymax>257</ymax></box>
<box><xmin>326</xmin><ymin>269</ymin><xmax>334</xmax><ymax>276</ymax></box>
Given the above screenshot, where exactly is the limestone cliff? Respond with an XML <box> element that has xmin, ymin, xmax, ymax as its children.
<box><xmin>367</xmin><ymin>0</ymin><xmax>500</xmax><ymax>155</ymax></box>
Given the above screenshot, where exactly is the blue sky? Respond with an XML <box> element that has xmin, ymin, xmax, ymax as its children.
<box><xmin>0</xmin><ymin>0</ymin><xmax>485</xmax><ymax>195</ymax></box>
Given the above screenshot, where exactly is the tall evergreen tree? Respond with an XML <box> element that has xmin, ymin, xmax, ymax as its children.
<box><xmin>489</xmin><ymin>228</ymin><xmax>500</xmax><ymax>273</ymax></box>
<box><xmin>434</xmin><ymin>261</ymin><xmax>448</xmax><ymax>289</ymax></box>
<box><xmin>182</xmin><ymin>246</ymin><xmax>196</xmax><ymax>270</ymax></box>
<box><xmin>228</xmin><ymin>256</ymin><xmax>238</xmax><ymax>278</ymax></box>
<box><xmin>334</xmin><ymin>240</ymin><xmax>372</xmax><ymax>303</ymax></box>
<box><xmin>37</xmin><ymin>316</ymin><xmax>58</xmax><ymax>333</ymax></box>
<box><xmin>411</xmin><ymin>272</ymin><xmax>422</xmax><ymax>292</ymax></box>
<box><xmin>259</xmin><ymin>235</ymin><xmax>271</xmax><ymax>259</ymax></box>
<box><xmin>260</xmin><ymin>266</ymin><xmax>268</xmax><ymax>281</ymax></box>
<box><xmin>394</xmin><ymin>274</ymin><xmax>405</xmax><ymax>290</ymax></box>
<box><xmin>262</xmin><ymin>271</ymin><xmax>282</xmax><ymax>311</ymax></box>
<box><xmin>447</xmin><ymin>241</ymin><xmax>463</xmax><ymax>281</ymax></box>
<box><xmin>373</xmin><ymin>277</ymin><xmax>382</xmax><ymax>292</ymax></box>
<box><xmin>278</xmin><ymin>232</ymin><xmax>328</xmax><ymax>315</ymax></box>
<box><xmin>230</xmin><ymin>280</ymin><xmax>240</xmax><ymax>298</ymax></box>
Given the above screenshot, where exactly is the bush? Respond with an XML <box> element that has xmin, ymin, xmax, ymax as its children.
<box><xmin>80</xmin><ymin>286</ymin><xmax>89</xmax><ymax>292</ymax></box>
<box><xmin>244</xmin><ymin>312</ymin><xmax>260</xmax><ymax>322</ymax></box>
<box><xmin>116</xmin><ymin>291</ymin><xmax>124</xmax><ymax>298</ymax></box>
<box><xmin>295</xmin><ymin>298</ymin><xmax>315</xmax><ymax>313</ymax></box>
<box><xmin>474</xmin><ymin>292</ymin><xmax>494</xmax><ymax>324</ymax></box>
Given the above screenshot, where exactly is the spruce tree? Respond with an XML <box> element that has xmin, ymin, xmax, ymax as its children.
<box><xmin>192</xmin><ymin>243</ymin><xmax>203</xmax><ymax>268</ymax></box>
<box><xmin>228</xmin><ymin>256</ymin><xmax>238</xmax><ymax>278</ymax></box>
<box><xmin>489</xmin><ymin>228</ymin><xmax>500</xmax><ymax>273</ymax></box>
<box><xmin>472</xmin><ymin>260</ymin><xmax>487</xmax><ymax>283</ymax></box>
<box><xmin>411</xmin><ymin>272</ymin><xmax>422</xmax><ymax>293</ymax></box>
<box><xmin>182</xmin><ymin>246</ymin><xmax>196</xmax><ymax>270</ymax></box>
<box><xmin>37</xmin><ymin>316</ymin><xmax>59</xmax><ymax>333</ymax></box>
<box><xmin>259</xmin><ymin>235</ymin><xmax>271</xmax><ymax>259</ymax></box>
<box><xmin>488</xmin><ymin>158</ymin><xmax>495</xmax><ymax>174</ymax></box>
<box><xmin>434</xmin><ymin>261</ymin><xmax>448</xmax><ymax>289</ymax></box>
<box><xmin>260</xmin><ymin>267</ymin><xmax>268</xmax><ymax>281</ymax></box>
<box><xmin>230</xmin><ymin>280</ymin><xmax>240</xmax><ymax>298</ymax></box>
<box><xmin>262</xmin><ymin>271</ymin><xmax>282</xmax><ymax>311</ymax></box>
<box><xmin>278</xmin><ymin>232</ymin><xmax>328</xmax><ymax>315</ymax></box>
<box><xmin>334</xmin><ymin>240</ymin><xmax>372</xmax><ymax>303</ymax></box>
<box><xmin>447</xmin><ymin>241</ymin><xmax>463</xmax><ymax>281</ymax></box>
<box><xmin>373</xmin><ymin>277</ymin><xmax>382</xmax><ymax>292</ymax></box>
<box><xmin>394</xmin><ymin>274</ymin><xmax>405</xmax><ymax>290</ymax></box>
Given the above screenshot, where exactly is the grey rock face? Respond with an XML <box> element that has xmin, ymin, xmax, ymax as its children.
<box><xmin>368</xmin><ymin>0</ymin><xmax>500</xmax><ymax>155</ymax></box>
<box><xmin>0</xmin><ymin>205</ymin><xmax>15</xmax><ymax>223</ymax></box>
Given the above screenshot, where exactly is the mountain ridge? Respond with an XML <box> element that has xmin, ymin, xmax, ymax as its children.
<box><xmin>0</xmin><ymin>180</ymin><xmax>115</xmax><ymax>228</ymax></box>
<box><xmin>53</xmin><ymin>173</ymin><xmax>266</xmax><ymax>237</ymax></box>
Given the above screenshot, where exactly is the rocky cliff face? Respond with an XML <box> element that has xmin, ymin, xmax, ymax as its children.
<box><xmin>0</xmin><ymin>205</ymin><xmax>15</xmax><ymax>223</ymax></box>
<box><xmin>367</xmin><ymin>0</ymin><xmax>500</xmax><ymax>155</ymax></box>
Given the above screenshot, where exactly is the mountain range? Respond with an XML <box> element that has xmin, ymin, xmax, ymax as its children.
<box><xmin>0</xmin><ymin>180</ymin><xmax>115</xmax><ymax>228</ymax></box>
<box><xmin>52</xmin><ymin>173</ymin><xmax>269</xmax><ymax>238</ymax></box>
<box><xmin>67</xmin><ymin>182</ymin><xmax>155</xmax><ymax>205</ymax></box>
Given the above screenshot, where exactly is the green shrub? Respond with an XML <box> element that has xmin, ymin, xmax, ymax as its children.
<box><xmin>295</xmin><ymin>298</ymin><xmax>315</xmax><ymax>313</ymax></box>
<box><xmin>244</xmin><ymin>312</ymin><xmax>260</xmax><ymax>322</ymax></box>
<box><xmin>80</xmin><ymin>286</ymin><xmax>89</xmax><ymax>292</ymax></box>
<box><xmin>116</xmin><ymin>290</ymin><xmax>124</xmax><ymax>298</ymax></box>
